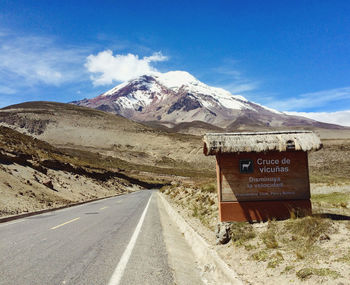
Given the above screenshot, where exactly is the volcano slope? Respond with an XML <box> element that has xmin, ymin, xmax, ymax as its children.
<box><xmin>0</xmin><ymin>101</ymin><xmax>215</xmax><ymax>179</ymax></box>
<box><xmin>0</xmin><ymin>125</ymin><xmax>145</xmax><ymax>217</ymax></box>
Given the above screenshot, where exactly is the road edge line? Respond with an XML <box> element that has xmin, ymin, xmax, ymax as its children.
<box><xmin>108</xmin><ymin>192</ymin><xmax>153</xmax><ymax>285</ymax></box>
<box><xmin>159</xmin><ymin>193</ymin><xmax>243</xmax><ymax>285</ymax></box>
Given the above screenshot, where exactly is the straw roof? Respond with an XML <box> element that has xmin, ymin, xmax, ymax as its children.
<box><xmin>203</xmin><ymin>131</ymin><xmax>322</xmax><ymax>155</ymax></box>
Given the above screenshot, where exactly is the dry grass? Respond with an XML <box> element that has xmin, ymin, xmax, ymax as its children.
<box><xmin>251</xmin><ymin>250</ymin><xmax>269</xmax><ymax>262</ymax></box>
<box><xmin>312</xmin><ymin>192</ymin><xmax>350</xmax><ymax>208</ymax></box>
<box><xmin>166</xmin><ymin>184</ymin><xmax>345</xmax><ymax>282</ymax></box>
<box><xmin>260</xmin><ymin>223</ymin><xmax>279</xmax><ymax>249</ymax></box>
<box><xmin>231</xmin><ymin>216</ymin><xmax>340</xmax><ymax>281</ymax></box>
<box><xmin>230</xmin><ymin>222</ymin><xmax>256</xmax><ymax>246</ymax></box>
<box><xmin>283</xmin><ymin>216</ymin><xmax>333</xmax><ymax>247</ymax></box>
<box><xmin>267</xmin><ymin>251</ymin><xmax>284</xmax><ymax>269</ymax></box>
<box><xmin>296</xmin><ymin>267</ymin><xmax>341</xmax><ymax>280</ymax></box>
<box><xmin>160</xmin><ymin>181</ymin><xmax>218</xmax><ymax>230</ymax></box>
<box><xmin>309</xmin><ymin>139</ymin><xmax>350</xmax><ymax>184</ymax></box>
<box><xmin>336</xmin><ymin>249</ymin><xmax>350</xmax><ymax>264</ymax></box>
<box><xmin>198</xmin><ymin>182</ymin><xmax>217</xmax><ymax>193</ymax></box>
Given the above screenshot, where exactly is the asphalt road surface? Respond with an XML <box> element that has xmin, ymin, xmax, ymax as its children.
<box><xmin>0</xmin><ymin>190</ymin><xmax>188</xmax><ymax>285</ymax></box>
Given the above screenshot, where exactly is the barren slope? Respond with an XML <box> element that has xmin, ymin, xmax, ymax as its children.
<box><xmin>0</xmin><ymin>101</ymin><xmax>214</xmax><ymax>173</ymax></box>
<box><xmin>0</xmin><ymin>126</ymin><xmax>138</xmax><ymax>217</ymax></box>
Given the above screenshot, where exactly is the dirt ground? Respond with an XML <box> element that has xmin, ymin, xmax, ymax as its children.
<box><xmin>0</xmin><ymin>125</ymin><xmax>143</xmax><ymax>218</ymax></box>
<box><xmin>0</xmin><ymin>161</ymin><xmax>139</xmax><ymax>217</ymax></box>
<box><xmin>161</xmin><ymin>138</ymin><xmax>350</xmax><ymax>284</ymax></box>
<box><xmin>162</xmin><ymin>184</ymin><xmax>350</xmax><ymax>284</ymax></box>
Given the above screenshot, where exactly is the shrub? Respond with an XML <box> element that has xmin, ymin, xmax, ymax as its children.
<box><xmin>200</xmin><ymin>183</ymin><xmax>217</xmax><ymax>193</ymax></box>
<box><xmin>296</xmin><ymin>268</ymin><xmax>313</xmax><ymax>280</ymax></box>
<box><xmin>284</xmin><ymin>216</ymin><xmax>332</xmax><ymax>246</ymax></box>
<box><xmin>251</xmin><ymin>250</ymin><xmax>268</xmax><ymax>262</ymax></box>
<box><xmin>230</xmin><ymin>222</ymin><xmax>256</xmax><ymax>246</ymax></box>
<box><xmin>296</xmin><ymin>268</ymin><xmax>340</xmax><ymax>280</ymax></box>
<box><xmin>261</xmin><ymin>230</ymin><xmax>279</xmax><ymax>249</ymax></box>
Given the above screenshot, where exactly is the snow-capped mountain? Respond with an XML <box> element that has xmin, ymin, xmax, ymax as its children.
<box><xmin>72</xmin><ymin>71</ymin><xmax>341</xmax><ymax>131</ymax></box>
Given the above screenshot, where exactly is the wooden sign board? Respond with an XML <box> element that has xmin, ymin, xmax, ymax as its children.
<box><xmin>204</xmin><ymin>131</ymin><xmax>320</xmax><ymax>222</ymax></box>
<box><xmin>217</xmin><ymin>151</ymin><xmax>310</xmax><ymax>202</ymax></box>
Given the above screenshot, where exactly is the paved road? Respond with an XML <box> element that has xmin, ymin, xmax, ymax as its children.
<box><xmin>0</xmin><ymin>190</ymin><xmax>177</xmax><ymax>285</ymax></box>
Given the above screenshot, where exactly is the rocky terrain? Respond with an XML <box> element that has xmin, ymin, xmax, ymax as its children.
<box><xmin>72</xmin><ymin>71</ymin><xmax>346</xmax><ymax>134</ymax></box>
<box><xmin>0</xmin><ymin>125</ymin><xmax>168</xmax><ymax>217</ymax></box>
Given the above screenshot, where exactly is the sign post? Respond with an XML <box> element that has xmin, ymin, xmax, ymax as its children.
<box><xmin>204</xmin><ymin>131</ymin><xmax>322</xmax><ymax>222</ymax></box>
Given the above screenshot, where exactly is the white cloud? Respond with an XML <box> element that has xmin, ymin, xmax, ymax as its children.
<box><xmin>144</xmin><ymin>52</ymin><xmax>167</xmax><ymax>62</ymax></box>
<box><xmin>0</xmin><ymin>34</ymin><xmax>88</xmax><ymax>88</ymax></box>
<box><xmin>85</xmin><ymin>50</ymin><xmax>168</xmax><ymax>86</ymax></box>
<box><xmin>266</xmin><ymin>87</ymin><xmax>350</xmax><ymax>111</ymax></box>
<box><xmin>286</xmin><ymin>110</ymin><xmax>350</xmax><ymax>127</ymax></box>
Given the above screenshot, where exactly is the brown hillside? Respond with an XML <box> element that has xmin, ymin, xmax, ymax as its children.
<box><xmin>0</xmin><ymin>101</ymin><xmax>214</xmax><ymax>174</ymax></box>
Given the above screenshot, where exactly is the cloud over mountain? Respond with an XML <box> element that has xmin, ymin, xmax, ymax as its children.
<box><xmin>85</xmin><ymin>50</ymin><xmax>167</xmax><ymax>86</ymax></box>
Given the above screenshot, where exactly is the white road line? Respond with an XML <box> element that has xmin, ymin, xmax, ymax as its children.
<box><xmin>100</xmin><ymin>206</ymin><xmax>109</xmax><ymax>210</ymax></box>
<box><xmin>108</xmin><ymin>193</ymin><xmax>153</xmax><ymax>285</ymax></box>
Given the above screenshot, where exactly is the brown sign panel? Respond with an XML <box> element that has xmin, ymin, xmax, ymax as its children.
<box><xmin>218</xmin><ymin>151</ymin><xmax>310</xmax><ymax>202</ymax></box>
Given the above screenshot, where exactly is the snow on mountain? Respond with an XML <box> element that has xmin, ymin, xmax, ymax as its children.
<box><xmin>157</xmin><ymin>71</ymin><xmax>248</xmax><ymax>102</ymax></box>
<box><xmin>102</xmin><ymin>81</ymin><xmax>129</xmax><ymax>96</ymax></box>
<box><xmin>156</xmin><ymin>71</ymin><xmax>197</xmax><ymax>90</ymax></box>
<box><xmin>100</xmin><ymin>71</ymin><xmax>254</xmax><ymax>112</ymax></box>
<box><xmin>72</xmin><ymin>71</ymin><xmax>337</xmax><ymax>131</ymax></box>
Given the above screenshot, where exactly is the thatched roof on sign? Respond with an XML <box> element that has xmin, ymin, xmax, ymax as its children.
<box><xmin>203</xmin><ymin>131</ymin><xmax>322</xmax><ymax>155</ymax></box>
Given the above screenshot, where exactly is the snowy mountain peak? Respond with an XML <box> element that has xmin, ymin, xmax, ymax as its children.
<box><xmin>156</xmin><ymin>71</ymin><xmax>198</xmax><ymax>89</ymax></box>
<box><xmin>73</xmin><ymin>70</ymin><xmax>289</xmax><ymax>130</ymax></box>
<box><xmin>102</xmin><ymin>81</ymin><xmax>129</xmax><ymax>97</ymax></box>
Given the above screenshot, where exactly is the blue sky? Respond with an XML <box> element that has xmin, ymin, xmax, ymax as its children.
<box><xmin>1</xmin><ymin>1</ymin><xmax>350</xmax><ymax>125</ymax></box>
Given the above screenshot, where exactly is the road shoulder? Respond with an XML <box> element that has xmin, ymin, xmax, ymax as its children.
<box><xmin>157</xmin><ymin>193</ymin><xmax>204</xmax><ymax>285</ymax></box>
